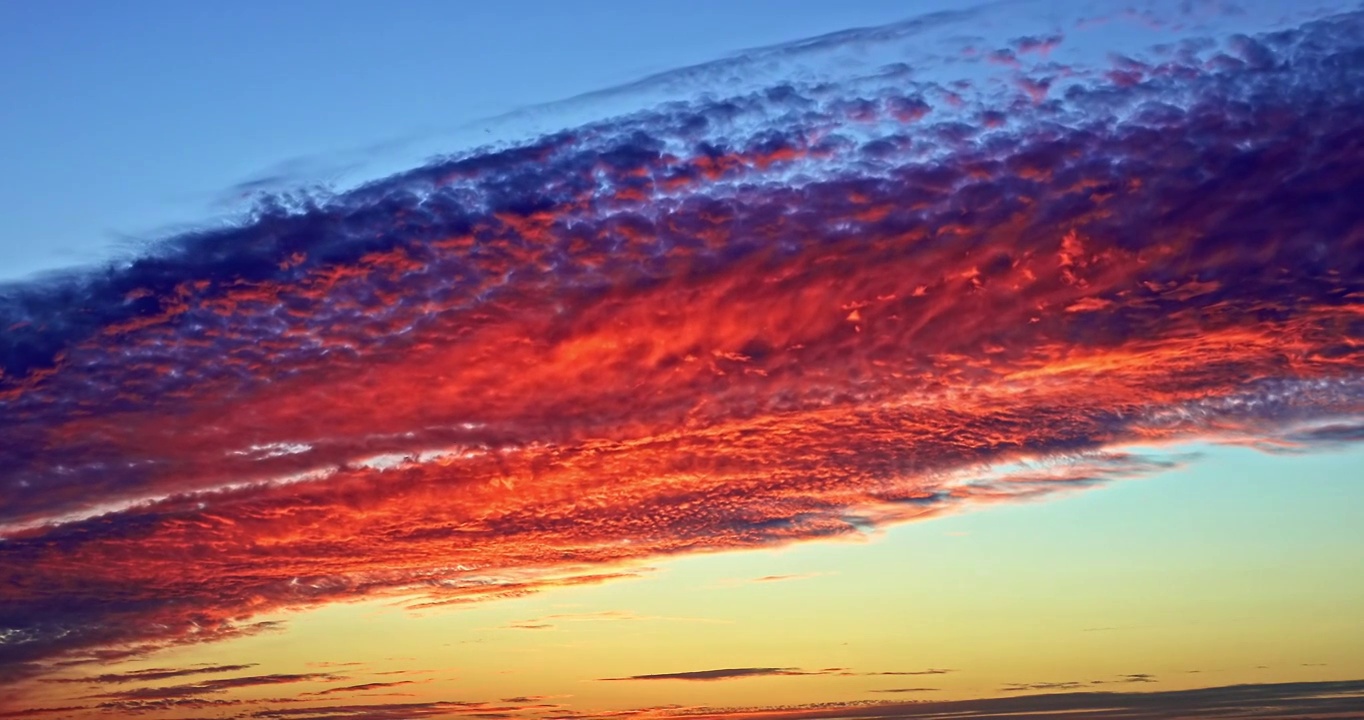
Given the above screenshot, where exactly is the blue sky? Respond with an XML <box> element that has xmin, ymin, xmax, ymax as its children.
<box><xmin>0</xmin><ymin>0</ymin><xmax>965</xmax><ymax>281</ymax></box>
<box><xmin>5</xmin><ymin>0</ymin><xmax>1341</xmax><ymax>282</ymax></box>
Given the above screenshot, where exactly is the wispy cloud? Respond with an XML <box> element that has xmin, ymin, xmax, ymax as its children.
<box><xmin>864</xmin><ymin>669</ymin><xmax>955</xmax><ymax>676</ymax></box>
<box><xmin>41</xmin><ymin>664</ymin><xmax>257</xmax><ymax>685</ymax></box>
<box><xmin>709</xmin><ymin>572</ymin><xmax>834</xmax><ymax>588</ymax></box>
<box><xmin>599</xmin><ymin>667</ymin><xmax>820</xmax><ymax>682</ymax></box>
<box><xmin>305</xmin><ymin>680</ymin><xmax>421</xmax><ymax>696</ymax></box>
<box><xmin>1002</xmin><ymin>673</ymin><xmax>1159</xmax><ymax>692</ymax></box>
<box><xmin>90</xmin><ymin>672</ymin><xmax>339</xmax><ymax>701</ymax></box>
<box><xmin>503</xmin><ymin>622</ymin><xmax>556</xmax><ymax>631</ymax></box>
<box><xmin>598</xmin><ymin>666</ymin><xmax>954</xmax><ymax>682</ymax></box>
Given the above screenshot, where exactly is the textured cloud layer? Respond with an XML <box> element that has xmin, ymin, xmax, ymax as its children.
<box><xmin>2</xmin><ymin>1</ymin><xmax>1363</xmax><ymax>712</ymax></box>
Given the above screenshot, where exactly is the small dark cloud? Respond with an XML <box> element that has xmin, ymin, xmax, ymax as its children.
<box><xmin>599</xmin><ymin>667</ymin><xmax>815</xmax><ymax>681</ymax></box>
<box><xmin>599</xmin><ymin>666</ymin><xmax>952</xmax><ymax>682</ymax></box>
<box><xmin>1003</xmin><ymin>673</ymin><xmax>1158</xmax><ymax>692</ymax></box>
<box><xmin>43</xmin><ymin>663</ymin><xmax>257</xmax><ymax>685</ymax></box>
<box><xmin>1002</xmin><ymin>681</ymin><xmax>1088</xmax><ymax>692</ymax></box>
<box><xmin>1013</xmin><ymin>34</ymin><xmax>1064</xmax><ymax>55</ymax></box>
<box><xmin>242</xmin><ymin>699</ymin><xmax>546</xmax><ymax>720</ymax></box>
<box><xmin>1283</xmin><ymin>422</ymin><xmax>1364</xmax><ymax>448</ymax></box>
<box><xmin>93</xmin><ymin>672</ymin><xmax>338</xmax><ymax>701</ymax></box>
<box><xmin>0</xmin><ymin>706</ymin><xmax>90</xmax><ymax>719</ymax></box>
<box><xmin>307</xmin><ymin>680</ymin><xmax>417</xmax><ymax>696</ymax></box>
<box><xmin>753</xmin><ymin>573</ymin><xmax>814</xmax><ymax>583</ymax></box>
<box><xmin>867</xmin><ymin>668</ymin><xmax>955</xmax><ymax>676</ymax></box>
<box><xmin>711</xmin><ymin>572</ymin><xmax>830</xmax><ymax>588</ymax></box>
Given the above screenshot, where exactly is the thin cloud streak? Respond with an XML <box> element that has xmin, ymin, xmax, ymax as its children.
<box><xmin>599</xmin><ymin>667</ymin><xmax>821</xmax><ymax>682</ymax></box>
<box><xmin>599</xmin><ymin>667</ymin><xmax>956</xmax><ymax>682</ymax></box>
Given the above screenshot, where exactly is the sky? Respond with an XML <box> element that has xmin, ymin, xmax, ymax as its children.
<box><xmin>1</xmin><ymin>1</ymin><xmax>1362</xmax><ymax>719</ymax></box>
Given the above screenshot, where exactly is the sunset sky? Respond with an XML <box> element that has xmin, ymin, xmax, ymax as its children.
<box><xmin>2</xmin><ymin>1</ymin><xmax>1362</xmax><ymax>719</ymax></box>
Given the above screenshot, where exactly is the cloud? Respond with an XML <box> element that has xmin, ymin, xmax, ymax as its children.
<box><xmin>1120</xmin><ymin>673</ymin><xmax>1157</xmax><ymax>683</ymax></box>
<box><xmin>598</xmin><ymin>666</ymin><xmax>948</xmax><ymax>682</ymax></box>
<box><xmin>1</xmin><ymin>0</ymin><xmax>1363</xmax><ymax>705</ymax></box>
<box><xmin>1002</xmin><ymin>673</ymin><xmax>1159</xmax><ymax>691</ymax></box>
<box><xmin>1000</xmin><ymin>681</ymin><xmax>1088</xmax><ymax>692</ymax></box>
<box><xmin>41</xmin><ymin>663</ymin><xmax>257</xmax><ymax>684</ymax></box>
<box><xmin>503</xmin><ymin>622</ymin><xmax>555</xmax><ymax>631</ymax></box>
<box><xmin>91</xmin><ymin>672</ymin><xmax>339</xmax><ymax>701</ymax></box>
<box><xmin>500</xmin><ymin>694</ymin><xmax>566</xmax><ymax>703</ymax></box>
<box><xmin>305</xmin><ymin>680</ymin><xmax>419</xmax><ymax>696</ymax></box>
<box><xmin>710</xmin><ymin>572</ymin><xmax>833</xmax><ymax>588</ymax></box>
<box><xmin>243</xmin><ymin>700</ymin><xmax>545</xmax><ymax>720</ymax></box>
<box><xmin>562</xmin><ymin>679</ymin><xmax>1364</xmax><ymax>720</ymax></box>
<box><xmin>864</xmin><ymin>669</ymin><xmax>955</xmax><ymax>676</ymax></box>
<box><xmin>750</xmin><ymin>573</ymin><xmax>823</xmax><ymax>584</ymax></box>
<box><xmin>0</xmin><ymin>706</ymin><xmax>88</xmax><ymax>719</ymax></box>
<box><xmin>599</xmin><ymin>667</ymin><xmax>818</xmax><ymax>682</ymax></box>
